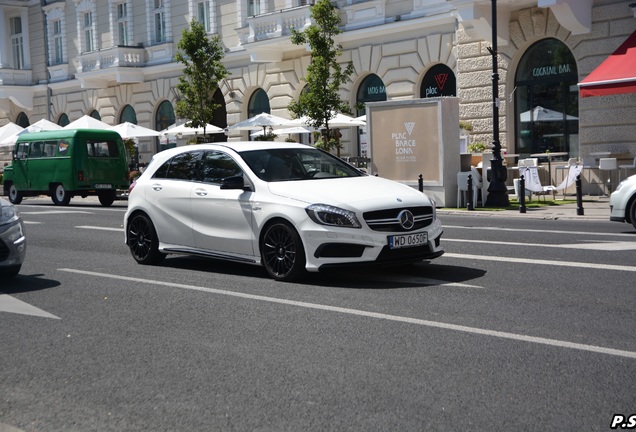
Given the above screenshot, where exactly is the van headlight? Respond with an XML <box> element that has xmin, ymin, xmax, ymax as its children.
<box><xmin>306</xmin><ymin>204</ymin><xmax>361</xmax><ymax>228</ymax></box>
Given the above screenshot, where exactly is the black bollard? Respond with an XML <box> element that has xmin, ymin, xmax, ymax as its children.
<box><xmin>576</xmin><ymin>174</ymin><xmax>584</xmax><ymax>215</ymax></box>
<box><xmin>418</xmin><ymin>174</ymin><xmax>423</xmax><ymax>192</ymax></box>
<box><xmin>519</xmin><ymin>175</ymin><xmax>526</xmax><ymax>214</ymax></box>
<box><xmin>467</xmin><ymin>174</ymin><xmax>474</xmax><ymax>211</ymax></box>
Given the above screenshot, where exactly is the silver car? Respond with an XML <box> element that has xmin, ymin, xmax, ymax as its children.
<box><xmin>610</xmin><ymin>174</ymin><xmax>636</xmax><ymax>229</ymax></box>
<box><xmin>0</xmin><ymin>196</ymin><xmax>26</xmax><ymax>278</ymax></box>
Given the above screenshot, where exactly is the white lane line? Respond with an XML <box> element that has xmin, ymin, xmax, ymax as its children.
<box><xmin>58</xmin><ymin>268</ymin><xmax>636</xmax><ymax>359</ymax></box>
<box><xmin>20</xmin><ymin>210</ymin><xmax>94</xmax><ymax>215</ymax></box>
<box><xmin>0</xmin><ymin>293</ymin><xmax>60</xmax><ymax>319</ymax></box>
<box><xmin>76</xmin><ymin>225</ymin><xmax>124</xmax><ymax>232</ymax></box>
<box><xmin>445</xmin><ymin>225</ymin><xmax>636</xmax><ymax>238</ymax></box>
<box><xmin>443</xmin><ymin>252</ymin><xmax>636</xmax><ymax>272</ymax></box>
<box><xmin>444</xmin><ymin>238</ymin><xmax>636</xmax><ymax>251</ymax></box>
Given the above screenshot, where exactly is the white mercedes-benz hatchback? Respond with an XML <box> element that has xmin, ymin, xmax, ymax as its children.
<box><xmin>124</xmin><ymin>142</ymin><xmax>444</xmax><ymax>281</ymax></box>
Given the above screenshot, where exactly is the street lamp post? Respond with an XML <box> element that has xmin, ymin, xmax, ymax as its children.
<box><xmin>485</xmin><ymin>0</ymin><xmax>510</xmax><ymax>207</ymax></box>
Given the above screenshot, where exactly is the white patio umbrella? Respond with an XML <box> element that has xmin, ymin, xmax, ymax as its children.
<box><xmin>289</xmin><ymin>112</ymin><xmax>366</xmax><ymax>128</ymax></box>
<box><xmin>0</xmin><ymin>119</ymin><xmax>62</xmax><ymax>147</ymax></box>
<box><xmin>110</xmin><ymin>122</ymin><xmax>161</xmax><ymax>139</ymax></box>
<box><xmin>250</xmin><ymin>126</ymin><xmax>314</xmax><ymax>138</ymax></box>
<box><xmin>161</xmin><ymin>121</ymin><xmax>224</xmax><ymax>136</ymax></box>
<box><xmin>520</xmin><ymin>106</ymin><xmax>578</xmax><ymax>122</ymax></box>
<box><xmin>0</xmin><ymin>122</ymin><xmax>24</xmax><ymax>145</ymax></box>
<box><xmin>228</xmin><ymin>113</ymin><xmax>294</xmax><ymax>132</ymax></box>
<box><xmin>62</xmin><ymin>114</ymin><xmax>112</xmax><ymax>130</ymax></box>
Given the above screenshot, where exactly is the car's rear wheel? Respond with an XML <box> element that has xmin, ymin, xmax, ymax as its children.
<box><xmin>261</xmin><ymin>221</ymin><xmax>306</xmax><ymax>282</ymax></box>
<box><xmin>98</xmin><ymin>190</ymin><xmax>116</xmax><ymax>207</ymax></box>
<box><xmin>127</xmin><ymin>213</ymin><xmax>165</xmax><ymax>265</ymax></box>
<box><xmin>51</xmin><ymin>183</ymin><xmax>71</xmax><ymax>206</ymax></box>
<box><xmin>629</xmin><ymin>198</ymin><xmax>636</xmax><ymax>230</ymax></box>
<box><xmin>8</xmin><ymin>184</ymin><xmax>22</xmax><ymax>205</ymax></box>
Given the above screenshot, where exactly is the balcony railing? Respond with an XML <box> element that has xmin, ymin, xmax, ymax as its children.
<box><xmin>0</xmin><ymin>68</ymin><xmax>33</xmax><ymax>86</ymax></box>
<box><xmin>77</xmin><ymin>45</ymin><xmax>147</xmax><ymax>73</ymax></box>
<box><xmin>238</xmin><ymin>5</ymin><xmax>312</xmax><ymax>45</ymax></box>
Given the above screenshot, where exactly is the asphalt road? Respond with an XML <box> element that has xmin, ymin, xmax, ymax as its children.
<box><xmin>1</xmin><ymin>197</ymin><xmax>635</xmax><ymax>431</ymax></box>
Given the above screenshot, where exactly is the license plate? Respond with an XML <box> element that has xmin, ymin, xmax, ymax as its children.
<box><xmin>94</xmin><ymin>183</ymin><xmax>112</xmax><ymax>189</ymax></box>
<box><xmin>388</xmin><ymin>232</ymin><xmax>428</xmax><ymax>249</ymax></box>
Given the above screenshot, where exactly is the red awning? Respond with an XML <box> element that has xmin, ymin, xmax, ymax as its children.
<box><xmin>578</xmin><ymin>30</ymin><xmax>636</xmax><ymax>97</ymax></box>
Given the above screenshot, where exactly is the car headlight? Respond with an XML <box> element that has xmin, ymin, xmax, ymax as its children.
<box><xmin>306</xmin><ymin>204</ymin><xmax>361</xmax><ymax>228</ymax></box>
<box><xmin>0</xmin><ymin>205</ymin><xmax>19</xmax><ymax>225</ymax></box>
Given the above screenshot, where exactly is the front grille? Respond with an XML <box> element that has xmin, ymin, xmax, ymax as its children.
<box><xmin>0</xmin><ymin>239</ymin><xmax>10</xmax><ymax>262</ymax></box>
<box><xmin>363</xmin><ymin>206</ymin><xmax>433</xmax><ymax>232</ymax></box>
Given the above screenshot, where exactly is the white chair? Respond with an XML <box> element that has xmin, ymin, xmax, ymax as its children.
<box><xmin>457</xmin><ymin>171</ymin><xmax>481</xmax><ymax>208</ymax></box>
<box><xmin>555</xmin><ymin>157</ymin><xmax>577</xmax><ymax>183</ymax></box>
<box><xmin>599</xmin><ymin>157</ymin><xmax>618</xmax><ymax>195</ymax></box>
<box><xmin>619</xmin><ymin>156</ymin><xmax>636</xmax><ymax>181</ymax></box>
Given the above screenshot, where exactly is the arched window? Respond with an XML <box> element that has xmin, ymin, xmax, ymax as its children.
<box><xmin>57</xmin><ymin>113</ymin><xmax>70</xmax><ymax>127</ymax></box>
<box><xmin>90</xmin><ymin>110</ymin><xmax>101</xmax><ymax>120</ymax></box>
<box><xmin>155</xmin><ymin>100</ymin><xmax>175</xmax><ymax>151</ymax></box>
<box><xmin>248</xmin><ymin>88</ymin><xmax>270</xmax><ymax>117</ymax></box>
<box><xmin>16</xmin><ymin>112</ymin><xmax>30</xmax><ymax>128</ymax></box>
<box><xmin>356</xmin><ymin>74</ymin><xmax>386</xmax><ymax>115</ymax></box>
<box><xmin>120</xmin><ymin>105</ymin><xmax>137</xmax><ymax>124</ymax></box>
<box><xmin>515</xmin><ymin>38</ymin><xmax>579</xmax><ymax>157</ymax></box>
<box><xmin>210</xmin><ymin>88</ymin><xmax>227</xmax><ymax>142</ymax></box>
<box><xmin>420</xmin><ymin>64</ymin><xmax>456</xmax><ymax>98</ymax></box>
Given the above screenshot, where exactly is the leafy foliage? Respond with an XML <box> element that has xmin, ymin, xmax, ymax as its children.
<box><xmin>288</xmin><ymin>0</ymin><xmax>354</xmax><ymax>153</ymax></box>
<box><xmin>175</xmin><ymin>20</ymin><xmax>229</xmax><ymax>139</ymax></box>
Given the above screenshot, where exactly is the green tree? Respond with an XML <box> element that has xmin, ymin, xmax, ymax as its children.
<box><xmin>289</xmin><ymin>0</ymin><xmax>354</xmax><ymax>154</ymax></box>
<box><xmin>175</xmin><ymin>20</ymin><xmax>229</xmax><ymax>140</ymax></box>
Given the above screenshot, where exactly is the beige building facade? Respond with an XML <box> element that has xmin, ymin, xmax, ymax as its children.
<box><xmin>1</xmin><ymin>0</ymin><xmax>635</xmax><ymax>168</ymax></box>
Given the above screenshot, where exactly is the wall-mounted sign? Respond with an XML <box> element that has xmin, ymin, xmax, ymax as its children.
<box><xmin>420</xmin><ymin>64</ymin><xmax>456</xmax><ymax>98</ymax></box>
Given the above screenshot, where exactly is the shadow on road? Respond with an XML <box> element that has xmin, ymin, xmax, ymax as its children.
<box><xmin>1</xmin><ymin>273</ymin><xmax>61</xmax><ymax>294</ymax></box>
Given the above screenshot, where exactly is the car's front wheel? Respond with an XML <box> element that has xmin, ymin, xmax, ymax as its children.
<box><xmin>629</xmin><ymin>198</ymin><xmax>636</xmax><ymax>230</ymax></box>
<box><xmin>127</xmin><ymin>213</ymin><xmax>166</xmax><ymax>265</ymax></box>
<box><xmin>261</xmin><ymin>221</ymin><xmax>306</xmax><ymax>282</ymax></box>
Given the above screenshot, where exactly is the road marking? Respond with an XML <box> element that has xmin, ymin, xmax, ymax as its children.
<box><xmin>443</xmin><ymin>252</ymin><xmax>636</xmax><ymax>272</ymax></box>
<box><xmin>444</xmin><ymin>238</ymin><xmax>636</xmax><ymax>251</ymax></box>
<box><xmin>0</xmin><ymin>293</ymin><xmax>60</xmax><ymax>319</ymax></box>
<box><xmin>20</xmin><ymin>210</ymin><xmax>94</xmax><ymax>215</ymax></box>
<box><xmin>445</xmin><ymin>225</ymin><xmax>636</xmax><ymax>238</ymax></box>
<box><xmin>58</xmin><ymin>268</ymin><xmax>636</xmax><ymax>359</ymax></box>
<box><xmin>76</xmin><ymin>225</ymin><xmax>124</xmax><ymax>232</ymax></box>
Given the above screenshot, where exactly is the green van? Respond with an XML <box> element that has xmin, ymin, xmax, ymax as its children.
<box><xmin>3</xmin><ymin>129</ymin><xmax>129</xmax><ymax>207</ymax></box>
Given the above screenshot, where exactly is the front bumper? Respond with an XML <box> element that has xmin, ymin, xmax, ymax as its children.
<box><xmin>0</xmin><ymin>220</ymin><xmax>26</xmax><ymax>268</ymax></box>
<box><xmin>300</xmin><ymin>218</ymin><xmax>444</xmax><ymax>272</ymax></box>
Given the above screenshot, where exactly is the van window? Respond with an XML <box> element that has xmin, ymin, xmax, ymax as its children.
<box><xmin>30</xmin><ymin>141</ymin><xmax>45</xmax><ymax>158</ymax></box>
<box><xmin>42</xmin><ymin>141</ymin><xmax>57</xmax><ymax>157</ymax></box>
<box><xmin>16</xmin><ymin>142</ymin><xmax>28</xmax><ymax>159</ymax></box>
<box><xmin>87</xmin><ymin>140</ymin><xmax>119</xmax><ymax>157</ymax></box>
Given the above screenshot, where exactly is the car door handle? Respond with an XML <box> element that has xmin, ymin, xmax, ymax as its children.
<box><xmin>194</xmin><ymin>188</ymin><xmax>208</xmax><ymax>196</ymax></box>
<box><xmin>152</xmin><ymin>183</ymin><xmax>162</xmax><ymax>191</ymax></box>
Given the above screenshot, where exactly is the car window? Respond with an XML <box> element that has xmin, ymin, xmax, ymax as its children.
<box><xmin>29</xmin><ymin>141</ymin><xmax>45</xmax><ymax>158</ymax></box>
<box><xmin>43</xmin><ymin>141</ymin><xmax>57</xmax><ymax>157</ymax></box>
<box><xmin>153</xmin><ymin>151</ymin><xmax>202</xmax><ymax>181</ymax></box>
<box><xmin>87</xmin><ymin>140</ymin><xmax>119</xmax><ymax>157</ymax></box>
<box><xmin>200</xmin><ymin>151</ymin><xmax>243</xmax><ymax>184</ymax></box>
<box><xmin>16</xmin><ymin>143</ymin><xmax>28</xmax><ymax>159</ymax></box>
<box><xmin>240</xmin><ymin>148</ymin><xmax>363</xmax><ymax>181</ymax></box>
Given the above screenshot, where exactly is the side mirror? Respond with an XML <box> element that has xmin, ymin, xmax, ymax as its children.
<box><xmin>12</xmin><ymin>151</ymin><xmax>18</xmax><ymax>161</ymax></box>
<box><xmin>220</xmin><ymin>175</ymin><xmax>248</xmax><ymax>190</ymax></box>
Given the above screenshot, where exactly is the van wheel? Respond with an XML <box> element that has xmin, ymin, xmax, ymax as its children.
<box><xmin>51</xmin><ymin>183</ymin><xmax>71</xmax><ymax>206</ymax></box>
<box><xmin>8</xmin><ymin>184</ymin><xmax>23</xmax><ymax>205</ymax></box>
<box><xmin>127</xmin><ymin>214</ymin><xmax>165</xmax><ymax>265</ymax></box>
<box><xmin>98</xmin><ymin>190</ymin><xmax>116</xmax><ymax>207</ymax></box>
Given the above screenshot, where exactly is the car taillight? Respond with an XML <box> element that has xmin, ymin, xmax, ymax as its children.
<box><xmin>77</xmin><ymin>170</ymin><xmax>84</xmax><ymax>181</ymax></box>
<box><xmin>129</xmin><ymin>181</ymin><xmax>136</xmax><ymax>193</ymax></box>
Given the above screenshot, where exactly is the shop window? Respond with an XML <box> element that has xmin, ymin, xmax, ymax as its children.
<box><xmin>420</xmin><ymin>64</ymin><xmax>456</xmax><ymax>98</ymax></box>
<box><xmin>515</xmin><ymin>38</ymin><xmax>579</xmax><ymax>158</ymax></box>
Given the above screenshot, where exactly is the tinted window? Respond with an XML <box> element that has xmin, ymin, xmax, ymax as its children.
<box><xmin>200</xmin><ymin>151</ymin><xmax>242</xmax><ymax>184</ymax></box>
<box><xmin>87</xmin><ymin>140</ymin><xmax>119</xmax><ymax>157</ymax></box>
<box><xmin>42</xmin><ymin>140</ymin><xmax>57</xmax><ymax>157</ymax></box>
<box><xmin>29</xmin><ymin>141</ymin><xmax>45</xmax><ymax>158</ymax></box>
<box><xmin>152</xmin><ymin>151</ymin><xmax>202</xmax><ymax>181</ymax></box>
<box><xmin>240</xmin><ymin>148</ymin><xmax>363</xmax><ymax>182</ymax></box>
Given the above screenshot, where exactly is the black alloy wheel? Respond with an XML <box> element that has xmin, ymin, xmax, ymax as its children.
<box><xmin>127</xmin><ymin>214</ymin><xmax>165</xmax><ymax>265</ymax></box>
<box><xmin>261</xmin><ymin>221</ymin><xmax>306</xmax><ymax>282</ymax></box>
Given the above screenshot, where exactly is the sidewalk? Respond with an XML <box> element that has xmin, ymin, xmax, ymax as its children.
<box><xmin>438</xmin><ymin>196</ymin><xmax>610</xmax><ymax>221</ymax></box>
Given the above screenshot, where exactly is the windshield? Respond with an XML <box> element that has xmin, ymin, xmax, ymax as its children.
<box><xmin>239</xmin><ymin>148</ymin><xmax>364</xmax><ymax>182</ymax></box>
